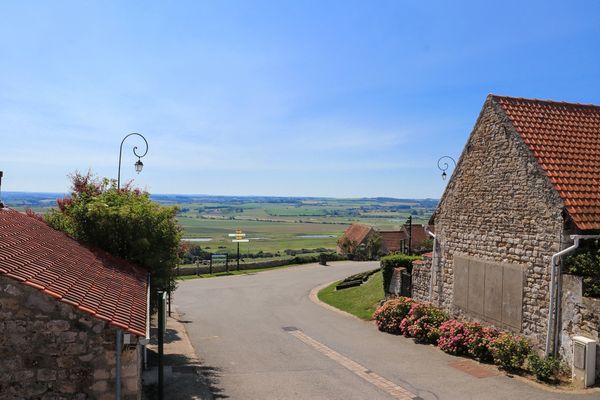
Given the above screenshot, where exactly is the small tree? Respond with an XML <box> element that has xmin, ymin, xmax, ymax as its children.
<box><xmin>366</xmin><ymin>232</ymin><xmax>382</xmax><ymax>260</ymax></box>
<box><xmin>337</xmin><ymin>236</ymin><xmax>358</xmax><ymax>256</ymax></box>
<box><xmin>46</xmin><ymin>172</ymin><xmax>182</xmax><ymax>307</ymax></box>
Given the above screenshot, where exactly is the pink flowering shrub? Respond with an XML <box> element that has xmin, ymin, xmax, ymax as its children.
<box><xmin>400</xmin><ymin>302</ymin><xmax>448</xmax><ymax>343</ymax></box>
<box><xmin>468</xmin><ymin>325</ymin><xmax>499</xmax><ymax>361</ymax></box>
<box><xmin>437</xmin><ymin>320</ymin><xmax>471</xmax><ymax>355</ymax></box>
<box><xmin>375</xmin><ymin>298</ymin><xmax>528</xmax><ymax>370</ymax></box>
<box><xmin>438</xmin><ymin>320</ymin><xmax>499</xmax><ymax>361</ymax></box>
<box><xmin>372</xmin><ymin>297</ymin><xmax>414</xmax><ymax>334</ymax></box>
<box><xmin>490</xmin><ymin>332</ymin><xmax>531</xmax><ymax>370</ymax></box>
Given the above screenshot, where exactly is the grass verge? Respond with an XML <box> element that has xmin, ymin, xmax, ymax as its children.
<box><xmin>318</xmin><ymin>271</ymin><xmax>385</xmax><ymax>320</ymax></box>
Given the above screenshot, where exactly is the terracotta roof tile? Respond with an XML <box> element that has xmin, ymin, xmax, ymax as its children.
<box><xmin>493</xmin><ymin>95</ymin><xmax>600</xmax><ymax>230</ymax></box>
<box><xmin>341</xmin><ymin>224</ymin><xmax>373</xmax><ymax>244</ymax></box>
<box><xmin>0</xmin><ymin>208</ymin><xmax>148</xmax><ymax>336</ymax></box>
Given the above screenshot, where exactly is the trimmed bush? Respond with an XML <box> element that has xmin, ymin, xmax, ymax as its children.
<box><xmin>437</xmin><ymin>320</ymin><xmax>471</xmax><ymax>355</ymax></box>
<box><xmin>467</xmin><ymin>325</ymin><xmax>500</xmax><ymax>362</ymax></box>
<box><xmin>527</xmin><ymin>354</ymin><xmax>561</xmax><ymax>382</ymax></box>
<box><xmin>490</xmin><ymin>332</ymin><xmax>531</xmax><ymax>371</ymax></box>
<box><xmin>380</xmin><ymin>254</ymin><xmax>421</xmax><ymax>292</ymax></box>
<box><xmin>372</xmin><ymin>297</ymin><xmax>415</xmax><ymax>334</ymax></box>
<box><xmin>437</xmin><ymin>320</ymin><xmax>499</xmax><ymax>361</ymax></box>
<box><xmin>565</xmin><ymin>240</ymin><xmax>600</xmax><ymax>297</ymax></box>
<box><xmin>335</xmin><ymin>279</ymin><xmax>364</xmax><ymax>290</ymax></box>
<box><xmin>400</xmin><ymin>302</ymin><xmax>448</xmax><ymax>343</ymax></box>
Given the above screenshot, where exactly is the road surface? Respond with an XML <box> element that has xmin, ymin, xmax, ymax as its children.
<box><xmin>175</xmin><ymin>261</ymin><xmax>598</xmax><ymax>400</ymax></box>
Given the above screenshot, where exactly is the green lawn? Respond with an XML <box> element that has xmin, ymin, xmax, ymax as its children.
<box><xmin>318</xmin><ymin>271</ymin><xmax>385</xmax><ymax>320</ymax></box>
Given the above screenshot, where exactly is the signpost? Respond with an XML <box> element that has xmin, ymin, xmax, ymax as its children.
<box><xmin>228</xmin><ymin>229</ymin><xmax>249</xmax><ymax>271</ymax></box>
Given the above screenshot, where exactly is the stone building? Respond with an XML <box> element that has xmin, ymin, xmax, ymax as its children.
<box><xmin>0</xmin><ymin>207</ymin><xmax>149</xmax><ymax>399</ymax></box>
<box><xmin>416</xmin><ymin>95</ymin><xmax>600</xmax><ymax>376</ymax></box>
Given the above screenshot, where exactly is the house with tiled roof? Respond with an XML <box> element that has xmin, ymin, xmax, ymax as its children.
<box><xmin>336</xmin><ymin>224</ymin><xmax>375</xmax><ymax>256</ymax></box>
<box><xmin>380</xmin><ymin>224</ymin><xmax>432</xmax><ymax>254</ymax></box>
<box><xmin>421</xmin><ymin>94</ymin><xmax>600</xmax><ymax>384</ymax></box>
<box><xmin>338</xmin><ymin>223</ymin><xmax>431</xmax><ymax>257</ymax></box>
<box><xmin>0</xmin><ymin>207</ymin><xmax>149</xmax><ymax>399</ymax></box>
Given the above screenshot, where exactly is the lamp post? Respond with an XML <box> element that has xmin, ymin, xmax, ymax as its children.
<box><xmin>437</xmin><ymin>156</ymin><xmax>456</xmax><ymax>181</ymax></box>
<box><xmin>118</xmin><ymin>133</ymin><xmax>148</xmax><ymax>189</ymax></box>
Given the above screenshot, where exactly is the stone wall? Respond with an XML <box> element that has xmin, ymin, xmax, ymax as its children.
<box><xmin>432</xmin><ymin>98</ymin><xmax>565</xmax><ymax>347</ymax></box>
<box><xmin>388</xmin><ymin>268</ymin><xmax>403</xmax><ymax>296</ymax></box>
<box><xmin>411</xmin><ymin>256</ymin><xmax>431</xmax><ymax>303</ymax></box>
<box><xmin>560</xmin><ymin>274</ymin><xmax>600</xmax><ymax>381</ymax></box>
<box><xmin>0</xmin><ymin>276</ymin><xmax>142</xmax><ymax>399</ymax></box>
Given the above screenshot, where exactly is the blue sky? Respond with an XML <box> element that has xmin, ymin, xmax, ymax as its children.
<box><xmin>1</xmin><ymin>1</ymin><xmax>599</xmax><ymax>198</ymax></box>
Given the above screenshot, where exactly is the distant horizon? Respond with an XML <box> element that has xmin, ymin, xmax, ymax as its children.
<box><xmin>0</xmin><ymin>190</ymin><xmax>439</xmax><ymax>201</ymax></box>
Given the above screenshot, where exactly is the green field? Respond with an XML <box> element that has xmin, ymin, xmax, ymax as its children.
<box><xmin>5</xmin><ymin>193</ymin><xmax>436</xmax><ymax>257</ymax></box>
<box><xmin>175</xmin><ymin>198</ymin><xmax>435</xmax><ymax>255</ymax></box>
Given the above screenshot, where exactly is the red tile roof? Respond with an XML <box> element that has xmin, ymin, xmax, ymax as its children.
<box><xmin>341</xmin><ymin>223</ymin><xmax>373</xmax><ymax>244</ymax></box>
<box><xmin>0</xmin><ymin>208</ymin><xmax>148</xmax><ymax>336</ymax></box>
<box><xmin>493</xmin><ymin>95</ymin><xmax>600</xmax><ymax>230</ymax></box>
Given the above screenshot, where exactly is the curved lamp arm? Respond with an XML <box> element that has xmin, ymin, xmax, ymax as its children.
<box><xmin>437</xmin><ymin>156</ymin><xmax>456</xmax><ymax>181</ymax></box>
<box><xmin>118</xmin><ymin>133</ymin><xmax>148</xmax><ymax>189</ymax></box>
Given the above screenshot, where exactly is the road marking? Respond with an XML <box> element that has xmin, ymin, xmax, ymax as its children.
<box><xmin>284</xmin><ymin>327</ymin><xmax>421</xmax><ymax>400</ymax></box>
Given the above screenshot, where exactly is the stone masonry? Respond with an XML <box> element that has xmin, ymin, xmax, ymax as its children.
<box><xmin>432</xmin><ymin>98</ymin><xmax>565</xmax><ymax>347</ymax></box>
<box><xmin>560</xmin><ymin>274</ymin><xmax>600</xmax><ymax>381</ymax></box>
<box><xmin>388</xmin><ymin>268</ymin><xmax>403</xmax><ymax>296</ymax></box>
<box><xmin>411</xmin><ymin>255</ymin><xmax>432</xmax><ymax>303</ymax></box>
<box><xmin>0</xmin><ymin>276</ymin><xmax>142</xmax><ymax>400</ymax></box>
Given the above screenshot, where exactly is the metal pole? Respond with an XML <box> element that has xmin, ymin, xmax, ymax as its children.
<box><xmin>115</xmin><ymin>329</ymin><xmax>122</xmax><ymax>400</ymax></box>
<box><xmin>117</xmin><ymin>133</ymin><xmax>148</xmax><ymax>190</ymax></box>
<box><xmin>407</xmin><ymin>215</ymin><xmax>412</xmax><ymax>255</ymax></box>
<box><xmin>158</xmin><ymin>291</ymin><xmax>164</xmax><ymax>400</ymax></box>
<box><xmin>226</xmin><ymin>254</ymin><xmax>229</xmax><ymax>273</ymax></box>
<box><xmin>437</xmin><ymin>155</ymin><xmax>457</xmax><ymax>181</ymax></box>
<box><xmin>209</xmin><ymin>257</ymin><xmax>213</xmax><ymax>274</ymax></box>
<box><xmin>237</xmin><ymin>242</ymin><xmax>240</xmax><ymax>271</ymax></box>
<box><xmin>168</xmin><ymin>290</ymin><xmax>171</xmax><ymax>317</ymax></box>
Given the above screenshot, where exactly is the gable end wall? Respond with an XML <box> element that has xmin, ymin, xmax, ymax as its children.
<box><xmin>433</xmin><ymin>98</ymin><xmax>565</xmax><ymax>346</ymax></box>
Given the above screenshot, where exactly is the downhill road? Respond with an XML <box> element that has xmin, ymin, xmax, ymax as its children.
<box><xmin>175</xmin><ymin>261</ymin><xmax>598</xmax><ymax>400</ymax></box>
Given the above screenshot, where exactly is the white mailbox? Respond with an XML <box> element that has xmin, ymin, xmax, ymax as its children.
<box><xmin>572</xmin><ymin>336</ymin><xmax>596</xmax><ymax>388</ymax></box>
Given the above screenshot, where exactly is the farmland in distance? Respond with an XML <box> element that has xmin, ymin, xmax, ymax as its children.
<box><xmin>3</xmin><ymin>192</ymin><xmax>437</xmax><ymax>257</ymax></box>
<box><xmin>154</xmin><ymin>195</ymin><xmax>437</xmax><ymax>256</ymax></box>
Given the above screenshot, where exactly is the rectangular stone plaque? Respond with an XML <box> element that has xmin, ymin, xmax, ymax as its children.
<box><xmin>453</xmin><ymin>256</ymin><xmax>469</xmax><ymax>310</ymax></box>
<box><xmin>484</xmin><ymin>262</ymin><xmax>503</xmax><ymax>323</ymax></box>
<box><xmin>468</xmin><ymin>260</ymin><xmax>485</xmax><ymax>316</ymax></box>
<box><xmin>501</xmin><ymin>263</ymin><xmax>523</xmax><ymax>330</ymax></box>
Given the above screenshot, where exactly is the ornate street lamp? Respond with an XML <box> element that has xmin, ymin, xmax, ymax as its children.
<box><xmin>437</xmin><ymin>156</ymin><xmax>456</xmax><ymax>181</ymax></box>
<box><xmin>118</xmin><ymin>133</ymin><xmax>148</xmax><ymax>189</ymax></box>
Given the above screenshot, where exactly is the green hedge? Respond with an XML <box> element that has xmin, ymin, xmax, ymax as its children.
<box><xmin>380</xmin><ymin>254</ymin><xmax>421</xmax><ymax>293</ymax></box>
<box><xmin>565</xmin><ymin>239</ymin><xmax>600</xmax><ymax>297</ymax></box>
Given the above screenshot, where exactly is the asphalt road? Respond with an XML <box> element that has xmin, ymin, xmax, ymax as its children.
<box><xmin>175</xmin><ymin>261</ymin><xmax>598</xmax><ymax>400</ymax></box>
